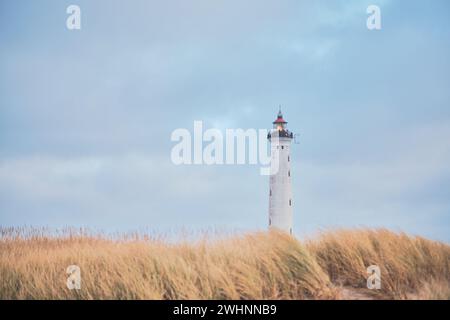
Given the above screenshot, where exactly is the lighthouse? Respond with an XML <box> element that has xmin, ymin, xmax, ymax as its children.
<box><xmin>268</xmin><ymin>109</ymin><xmax>294</xmax><ymax>235</ymax></box>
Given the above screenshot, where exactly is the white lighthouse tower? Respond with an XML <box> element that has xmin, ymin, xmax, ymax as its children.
<box><xmin>268</xmin><ymin>109</ymin><xmax>294</xmax><ymax>235</ymax></box>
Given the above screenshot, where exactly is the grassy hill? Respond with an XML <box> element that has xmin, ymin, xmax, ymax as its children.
<box><xmin>0</xmin><ymin>228</ymin><xmax>449</xmax><ymax>299</ymax></box>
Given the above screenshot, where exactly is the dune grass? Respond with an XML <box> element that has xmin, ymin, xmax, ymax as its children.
<box><xmin>0</xmin><ymin>227</ymin><xmax>448</xmax><ymax>300</ymax></box>
<box><xmin>306</xmin><ymin>229</ymin><xmax>450</xmax><ymax>299</ymax></box>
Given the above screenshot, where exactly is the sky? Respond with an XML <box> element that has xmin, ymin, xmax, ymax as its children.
<box><xmin>1</xmin><ymin>0</ymin><xmax>449</xmax><ymax>242</ymax></box>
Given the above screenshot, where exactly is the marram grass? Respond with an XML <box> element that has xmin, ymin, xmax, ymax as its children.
<box><xmin>0</xmin><ymin>227</ymin><xmax>449</xmax><ymax>300</ymax></box>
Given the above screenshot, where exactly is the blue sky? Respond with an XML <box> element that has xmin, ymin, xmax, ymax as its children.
<box><xmin>1</xmin><ymin>0</ymin><xmax>449</xmax><ymax>241</ymax></box>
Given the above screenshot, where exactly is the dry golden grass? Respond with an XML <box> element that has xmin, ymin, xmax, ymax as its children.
<box><xmin>410</xmin><ymin>279</ymin><xmax>450</xmax><ymax>300</ymax></box>
<box><xmin>306</xmin><ymin>229</ymin><xmax>450</xmax><ymax>299</ymax></box>
<box><xmin>0</xmin><ymin>227</ymin><xmax>449</xmax><ymax>300</ymax></box>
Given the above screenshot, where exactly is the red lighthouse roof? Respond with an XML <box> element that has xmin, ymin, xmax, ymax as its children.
<box><xmin>273</xmin><ymin>109</ymin><xmax>287</xmax><ymax>124</ymax></box>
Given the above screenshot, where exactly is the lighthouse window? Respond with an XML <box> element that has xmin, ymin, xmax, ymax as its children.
<box><xmin>281</xmin><ymin>146</ymin><xmax>284</xmax><ymax>149</ymax></box>
<box><xmin>289</xmin><ymin>199</ymin><xmax>292</xmax><ymax>206</ymax></box>
<box><xmin>270</xmin><ymin>189</ymin><xmax>272</xmax><ymax>196</ymax></box>
<box><xmin>290</xmin><ymin>228</ymin><xmax>292</xmax><ymax>235</ymax></box>
<box><xmin>288</xmin><ymin>156</ymin><xmax>290</xmax><ymax>162</ymax></box>
<box><xmin>288</xmin><ymin>171</ymin><xmax>290</xmax><ymax>177</ymax></box>
<box><xmin>269</xmin><ymin>218</ymin><xmax>271</xmax><ymax>226</ymax></box>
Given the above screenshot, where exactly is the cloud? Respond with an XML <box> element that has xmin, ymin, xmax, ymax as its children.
<box><xmin>1</xmin><ymin>121</ymin><xmax>449</xmax><ymax>241</ymax></box>
<box><xmin>0</xmin><ymin>0</ymin><xmax>449</xmax><ymax>242</ymax></box>
<box><xmin>0</xmin><ymin>153</ymin><xmax>268</xmax><ymax>231</ymax></box>
<box><xmin>296</xmin><ymin>121</ymin><xmax>450</xmax><ymax>241</ymax></box>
